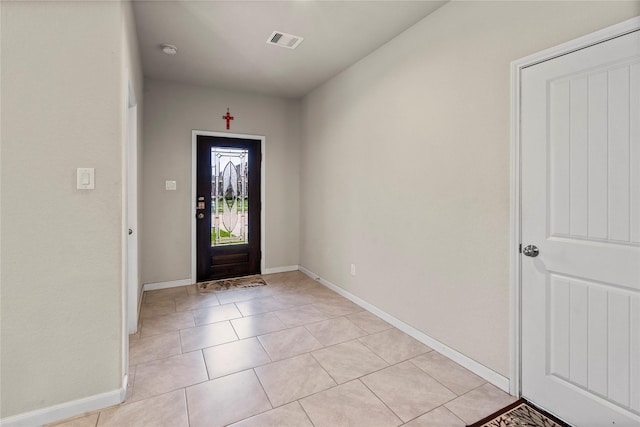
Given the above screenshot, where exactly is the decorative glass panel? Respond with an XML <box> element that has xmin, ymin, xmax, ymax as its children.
<box><xmin>211</xmin><ymin>147</ymin><xmax>249</xmax><ymax>246</ymax></box>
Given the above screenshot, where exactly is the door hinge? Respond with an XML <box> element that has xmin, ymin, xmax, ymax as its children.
<box><xmin>519</xmin><ymin>244</ymin><xmax>522</xmax><ymax>253</ymax></box>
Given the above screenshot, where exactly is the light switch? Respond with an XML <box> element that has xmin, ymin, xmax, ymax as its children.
<box><xmin>77</xmin><ymin>168</ymin><xmax>95</xmax><ymax>190</ymax></box>
<box><xmin>165</xmin><ymin>180</ymin><xmax>177</xmax><ymax>191</ymax></box>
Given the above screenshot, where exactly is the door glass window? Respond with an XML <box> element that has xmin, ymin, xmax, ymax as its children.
<box><xmin>211</xmin><ymin>147</ymin><xmax>249</xmax><ymax>246</ymax></box>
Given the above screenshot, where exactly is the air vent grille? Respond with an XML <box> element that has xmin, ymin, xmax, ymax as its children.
<box><xmin>270</xmin><ymin>33</ymin><xmax>283</xmax><ymax>44</ymax></box>
<box><xmin>267</xmin><ymin>31</ymin><xmax>304</xmax><ymax>50</ymax></box>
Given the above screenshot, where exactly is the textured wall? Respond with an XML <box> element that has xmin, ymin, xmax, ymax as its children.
<box><xmin>141</xmin><ymin>79</ymin><xmax>301</xmax><ymax>285</ymax></box>
<box><xmin>299</xmin><ymin>1</ymin><xmax>639</xmax><ymax>377</ymax></box>
<box><xmin>0</xmin><ymin>0</ymin><xmax>142</xmax><ymax>417</ymax></box>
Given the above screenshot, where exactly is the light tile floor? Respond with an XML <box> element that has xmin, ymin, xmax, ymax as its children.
<box><xmin>48</xmin><ymin>271</ymin><xmax>516</xmax><ymax>427</ymax></box>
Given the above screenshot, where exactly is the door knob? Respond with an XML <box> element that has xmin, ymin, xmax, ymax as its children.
<box><xmin>197</xmin><ymin>213</ymin><xmax>205</xmax><ymax>219</ymax></box>
<box><xmin>128</xmin><ymin>228</ymin><xmax>133</xmax><ymax>235</ymax></box>
<box><xmin>523</xmin><ymin>245</ymin><xmax>539</xmax><ymax>257</ymax></box>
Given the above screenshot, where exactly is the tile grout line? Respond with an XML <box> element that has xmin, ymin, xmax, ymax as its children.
<box><xmin>296</xmin><ymin>399</ymin><xmax>318</xmax><ymax>427</ymax></box>
<box><xmin>308</xmin><ymin>351</ymin><xmax>341</xmax><ymax>386</ymax></box>
<box><xmin>183</xmin><ymin>387</ymin><xmax>192</xmax><ymax>426</ymax></box>
<box><xmin>299</xmin><ymin>335</ymin><xmax>482</xmax><ymax>424</ymax></box>
<box><xmin>357</xmin><ymin>377</ymin><xmax>405</xmax><ymax>424</ymax></box>
<box><xmin>252</xmin><ymin>367</ymin><xmax>276</xmax><ymax>410</ymax></box>
<box><xmin>406</xmin><ymin>356</ymin><xmax>480</xmax><ymax>399</ymax></box>
<box><xmin>127</xmin><ymin>275</ymin><xmax>497</xmax><ymax>426</ymax></box>
<box><xmin>401</xmin><ymin>403</ymin><xmax>467</xmax><ymax>426</ymax></box>
<box><xmin>260</xmin><ymin>340</ymin><xmax>422</xmax><ymax>413</ymax></box>
<box><xmin>440</xmin><ymin>382</ymin><xmax>512</xmax><ymax>424</ymax></box>
<box><xmin>201</xmin><ymin>348</ymin><xmax>212</xmax><ymax>380</ymax></box>
<box><xmin>254</xmin><ymin>334</ymin><xmax>275</xmax><ymax>364</ymax></box>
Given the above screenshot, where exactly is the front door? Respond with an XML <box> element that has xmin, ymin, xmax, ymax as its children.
<box><xmin>520</xmin><ymin>29</ymin><xmax>640</xmax><ymax>425</ymax></box>
<box><xmin>196</xmin><ymin>135</ymin><xmax>261</xmax><ymax>281</ymax></box>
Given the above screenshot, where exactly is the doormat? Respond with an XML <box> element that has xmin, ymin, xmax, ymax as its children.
<box><xmin>468</xmin><ymin>399</ymin><xmax>569</xmax><ymax>427</ymax></box>
<box><xmin>198</xmin><ymin>275</ymin><xmax>267</xmax><ymax>293</ymax></box>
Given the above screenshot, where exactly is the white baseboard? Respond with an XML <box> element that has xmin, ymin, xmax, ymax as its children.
<box><xmin>142</xmin><ymin>278</ymin><xmax>192</xmax><ymax>292</ymax></box>
<box><xmin>263</xmin><ymin>265</ymin><xmax>300</xmax><ymax>274</ymax></box>
<box><xmin>0</xmin><ymin>376</ymin><xmax>126</xmax><ymax>427</ymax></box>
<box><xmin>298</xmin><ymin>265</ymin><xmax>511</xmax><ymax>393</ymax></box>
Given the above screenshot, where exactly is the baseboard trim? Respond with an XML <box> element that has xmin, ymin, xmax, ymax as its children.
<box><xmin>298</xmin><ymin>265</ymin><xmax>511</xmax><ymax>393</ymax></box>
<box><xmin>263</xmin><ymin>265</ymin><xmax>300</xmax><ymax>274</ymax></box>
<box><xmin>142</xmin><ymin>278</ymin><xmax>192</xmax><ymax>292</ymax></box>
<box><xmin>0</xmin><ymin>376</ymin><xmax>126</xmax><ymax>427</ymax></box>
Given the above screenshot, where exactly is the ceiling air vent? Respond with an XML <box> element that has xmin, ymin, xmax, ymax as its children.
<box><xmin>267</xmin><ymin>31</ymin><xmax>304</xmax><ymax>50</ymax></box>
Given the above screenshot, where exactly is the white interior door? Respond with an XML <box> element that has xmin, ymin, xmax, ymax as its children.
<box><xmin>521</xmin><ymin>29</ymin><xmax>640</xmax><ymax>426</ymax></box>
<box><xmin>127</xmin><ymin>98</ymin><xmax>139</xmax><ymax>334</ymax></box>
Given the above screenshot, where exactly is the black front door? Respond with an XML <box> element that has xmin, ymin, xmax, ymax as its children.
<box><xmin>196</xmin><ymin>135</ymin><xmax>261</xmax><ymax>281</ymax></box>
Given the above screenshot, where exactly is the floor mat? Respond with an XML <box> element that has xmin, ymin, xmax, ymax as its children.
<box><xmin>198</xmin><ymin>275</ymin><xmax>267</xmax><ymax>292</ymax></box>
<box><xmin>468</xmin><ymin>399</ymin><xmax>569</xmax><ymax>427</ymax></box>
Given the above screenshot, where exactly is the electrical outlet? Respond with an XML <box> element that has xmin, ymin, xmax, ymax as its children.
<box><xmin>350</xmin><ymin>264</ymin><xmax>356</xmax><ymax>276</ymax></box>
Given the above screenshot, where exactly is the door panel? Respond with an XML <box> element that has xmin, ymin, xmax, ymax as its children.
<box><xmin>196</xmin><ymin>136</ymin><xmax>261</xmax><ymax>281</ymax></box>
<box><xmin>521</xmin><ymin>29</ymin><xmax>640</xmax><ymax>426</ymax></box>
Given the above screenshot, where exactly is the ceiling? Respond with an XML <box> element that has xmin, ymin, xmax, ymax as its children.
<box><xmin>132</xmin><ymin>1</ymin><xmax>447</xmax><ymax>98</ymax></box>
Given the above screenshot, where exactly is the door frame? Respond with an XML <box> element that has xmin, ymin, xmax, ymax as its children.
<box><xmin>509</xmin><ymin>16</ymin><xmax>640</xmax><ymax>397</ymax></box>
<box><xmin>191</xmin><ymin>130</ymin><xmax>266</xmax><ymax>283</ymax></box>
<box><xmin>126</xmin><ymin>82</ymin><xmax>139</xmax><ymax>334</ymax></box>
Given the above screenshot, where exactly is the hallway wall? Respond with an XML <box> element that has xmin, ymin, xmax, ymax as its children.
<box><xmin>299</xmin><ymin>1</ymin><xmax>640</xmax><ymax>378</ymax></box>
<box><xmin>0</xmin><ymin>0</ymin><xmax>143</xmax><ymax>419</ymax></box>
<box><xmin>141</xmin><ymin>79</ymin><xmax>300</xmax><ymax>285</ymax></box>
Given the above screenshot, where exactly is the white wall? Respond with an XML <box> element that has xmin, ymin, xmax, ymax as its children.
<box><xmin>141</xmin><ymin>79</ymin><xmax>300</xmax><ymax>285</ymax></box>
<box><xmin>0</xmin><ymin>0</ymin><xmax>142</xmax><ymax>420</ymax></box>
<box><xmin>300</xmin><ymin>1</ymin><xmax>640</xmax><ymax>377</ymax></box>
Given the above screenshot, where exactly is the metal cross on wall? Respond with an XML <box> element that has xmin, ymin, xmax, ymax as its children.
<box><xmin>222</xmin><ymin>108</ymin><xmax>234</xmax><ymax>130</ymax></box>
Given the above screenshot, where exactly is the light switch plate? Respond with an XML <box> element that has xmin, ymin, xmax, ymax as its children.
<box><xmin>165</xmin><ymin>180</ymin><xmax>177</xmax><ymax>191</ymax></box>
<box><xmin>77</xmin><ymin>168</ymin><xmax>95</xmax><ymax>190</ymax></box>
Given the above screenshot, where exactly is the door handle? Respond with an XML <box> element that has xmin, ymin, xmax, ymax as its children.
<box><xmin>128</xmin><ymin>228</ymin><xmax>133</xmax><ymax>235</ymax></box>
<box><xmin>523</xmin><ymin>245</ymin><xmax>539</xmax><ymax>257</ymax></box>
<box><xmin>197</xmin><ymin>213</ymin><xmax>205</xmax><ymax>220</ymax></box>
